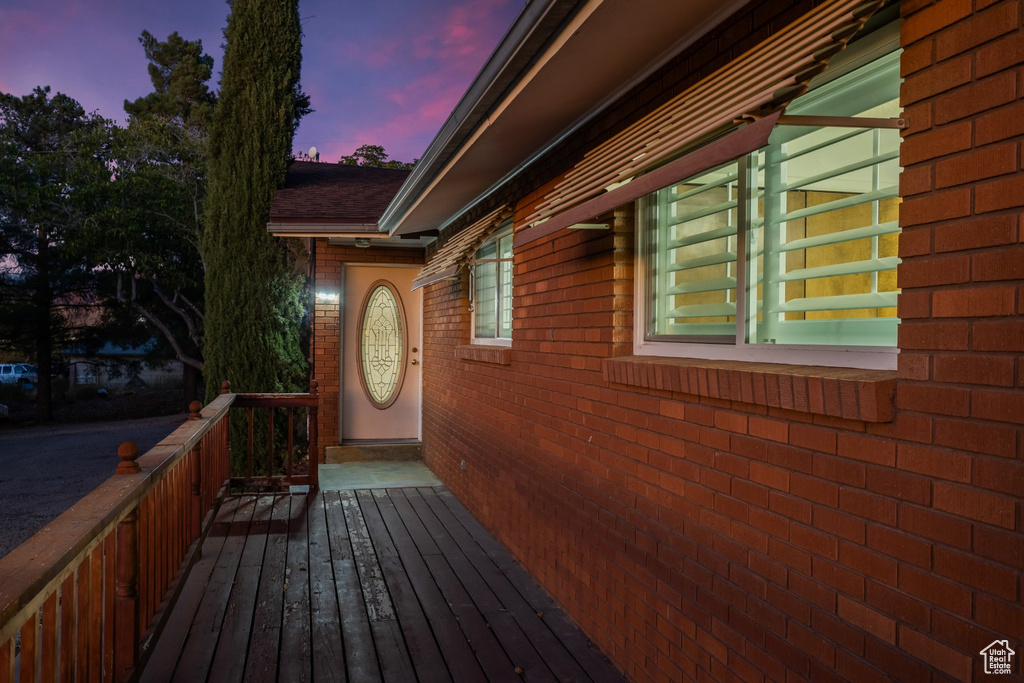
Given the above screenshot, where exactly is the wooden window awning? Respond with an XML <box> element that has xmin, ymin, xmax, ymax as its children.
<box><xmin>412</xmin><ymin>206</ymin><xmax>512</xmax><ymax>290</ymax></box>
<box><xmin>514</xmin><ymin>0</ymin><xmax>886</xmax><ymax>247</ymax></box>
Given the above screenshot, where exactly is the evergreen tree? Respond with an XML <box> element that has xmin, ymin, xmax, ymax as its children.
<box><xmin>123</xmin><ymin>30</ymin><xmax>217</xmax><ymax>128</ymax></box>
<box><xmin>0</xmin><ymin>87</ymin><xmax>113</xmax><ymax>420</ymax></box>
<box><xmin>201</xmin><ymin>0</ymin><xmax>311</xmax><ymax>403</ymax></box>
<box><xmin>90</xmin><ymin>31</ymin><xmax>217</xmax><ymax>394</ymax></box>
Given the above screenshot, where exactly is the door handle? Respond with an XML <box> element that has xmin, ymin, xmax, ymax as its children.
<box><xmin>411</xmin><ymin>359</ymin><xmax>419</xmax><ymax>365</ymax></box>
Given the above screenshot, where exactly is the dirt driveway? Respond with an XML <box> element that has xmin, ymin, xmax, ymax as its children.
<box><xmin>0</xmin><ymin>414</ymin><xmax>187</xmax><ymax>558</ymax></box>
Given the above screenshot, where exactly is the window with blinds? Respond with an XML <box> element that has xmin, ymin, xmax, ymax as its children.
<box><xmin>471</xmin><ymin>224</ymin><xmax>513</xmax><ymax>341</ymax></box>
<box><xmin>642</xmin><ymin>49</ymin><xmax>901</xmax><ymax>350</ymax></box>
<box><xmin>644</xmin><ymin>162</ymin><xmax>740</xmax><ymax>340</ymax></box>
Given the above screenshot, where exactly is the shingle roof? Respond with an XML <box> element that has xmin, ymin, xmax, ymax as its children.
<box><xmin>269</xmin><ymin>161</ymin><xmax>411</xmax><ymax>226</ymax></box>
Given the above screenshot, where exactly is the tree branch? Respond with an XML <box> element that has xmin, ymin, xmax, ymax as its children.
<box><xmin>131</xmin><ymin>301</ymin><xmax>203</xmax><ymax>371</ymax></box>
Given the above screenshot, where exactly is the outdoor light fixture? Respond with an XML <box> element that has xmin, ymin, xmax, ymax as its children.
<box><xmin>354</xmin><ymin>238</ymin><xmax>372</xmax><ymax>248</ymax></box>
<box><xmin>315</xmin><ymin>291</ymin><xmax>340</xmax><ymax>303</ymax></box>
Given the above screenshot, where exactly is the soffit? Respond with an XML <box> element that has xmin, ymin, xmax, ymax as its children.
<box><xmin>385</xmin><ymin>0</ymin><xmax>749</xmax><ymax>236</ymax></box>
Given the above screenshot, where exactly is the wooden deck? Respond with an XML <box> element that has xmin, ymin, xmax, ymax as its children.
<box><xmin>142</xmin><ymin>487</ymin><xmax>624</xmax><ymax>682</ymax></box>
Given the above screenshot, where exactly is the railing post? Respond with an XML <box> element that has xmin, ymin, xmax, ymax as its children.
<box><xmin>188</xmin><ymin>401</ymin><xmax>203</xmax><ymax>538</ymax></box>
<box><xmin>114</xmin><ymin>442</ymin><xmax>140</xmax><ymax>681</ymax></box>
<box><xmin>309</xmin><ymin>379</ymin><xmax>319</xmax><ymax>490</ymax></box>
<box><xmin>221</xmin><ymin>381</ymin><xmax>232</xmax><ymax>483</ymax></box>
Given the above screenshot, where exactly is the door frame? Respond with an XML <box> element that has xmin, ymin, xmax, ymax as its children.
<box><xmin>339</xmin><ymin>262</ymin><xmax>423</xmax><ymax>443</ymax></box>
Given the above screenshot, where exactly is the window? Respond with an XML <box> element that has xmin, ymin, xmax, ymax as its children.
<box><xmin>639</xmin><ymin>50</ymin><xmax>901</xmax><ymax>369</ymax></box>
<box><xmin>470</xmin><ymin>222</ymin><xmax>513</xmax><ymax>343</ymax></box>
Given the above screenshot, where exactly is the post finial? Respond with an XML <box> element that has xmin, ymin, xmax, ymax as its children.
<box><xmin>188</xmin><ymin>400</ymin><xmax>203</xmax><ymax>420</ymax></box>
<box><xmin>309</xmin><ymin>378</ymin><xmax>319</xmax><ymax>395</ymax></box>
<box><xmin>221</xmin><ymin>380</ymin><xmax>231</xmax><ymax>395</ymax></box>
<box><xmin>116</xmin><ymin>441</ymin><xmax>141</xmax><ymax>475</ymax></box>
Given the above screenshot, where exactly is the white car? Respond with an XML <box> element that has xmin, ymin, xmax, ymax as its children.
<box><xmin>0</xmin><ymin>364</ymin><xmax>38</xmax><ymax>385</ymax></box>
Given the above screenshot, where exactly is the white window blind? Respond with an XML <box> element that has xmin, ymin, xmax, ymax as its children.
<box><xmin>748</xmin><ymin>50</ymin><xmax>901</xmax><ymax>347</ymax></box>
<box><xmin>472</xmin><ymin>225</ymin><xmax>513</xmax><ymax>340</ymax></box>
<box><xmin>642</xmin><ymin>49</ymin><xmax>902</xmax><ymax>350</ymax></box>
<box><xmin>644</xmin><ymin>162</ymin><xmax>740</xmax><ymax>339</ymax></box>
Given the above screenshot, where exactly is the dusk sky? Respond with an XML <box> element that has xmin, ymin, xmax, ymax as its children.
<box><xmin>0</xmin><ymin>0</ymin><xmax>523</xmax><ymax>163</ymax></box>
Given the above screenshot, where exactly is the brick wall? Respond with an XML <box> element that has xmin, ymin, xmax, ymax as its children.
<box><xmin>312</xmin><ymin>241</ymin><xmax>423</xmax><ymax>452</ymax></box>
<box><xmin>417</xmin><ymin>1</ymin><xmax>1024</xmax><ymax>681</ymax></box>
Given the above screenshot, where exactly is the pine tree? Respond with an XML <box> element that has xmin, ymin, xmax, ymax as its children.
<box><xmin>0</xmin><ymin>87</ymin><xmax>113</xmax><ymax>421</ymax></box>
<box><xmin>201</xmin><ymin>0</ymin><xmax>311</xmax><ymax>402</ymax></box>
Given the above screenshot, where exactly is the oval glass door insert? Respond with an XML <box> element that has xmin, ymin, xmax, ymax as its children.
<box><xmin>358</xmin><ymin>281</ymin><xmax>407</xmax><ymax>409</ymax></box>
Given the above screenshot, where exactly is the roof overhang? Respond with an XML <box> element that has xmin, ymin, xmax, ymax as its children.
<box><xmin>268</xmin><ymin>221</ymin><xmax>378</xmax><ymax>237</ymax></box>
<box><xmin>381</xmin><ymin>0</ymin><xmax>750</xmax><ymax>237</ymax></box>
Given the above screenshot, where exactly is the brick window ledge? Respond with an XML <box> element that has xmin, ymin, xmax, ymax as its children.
<box><xmin>603</xmin><ymin>356</ymin><xmax>895</xmax><ymax>423</ymax></box>
<box><xmin>456</xmin><ymin>344</ymin><xmax>512</xmax><ymax>365</ymax></box>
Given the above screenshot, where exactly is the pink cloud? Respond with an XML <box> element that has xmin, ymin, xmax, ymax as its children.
<box><xmin>339</xmin><ymin>37</ymin><xmax>402</xmax><ymax>70</ymax></box>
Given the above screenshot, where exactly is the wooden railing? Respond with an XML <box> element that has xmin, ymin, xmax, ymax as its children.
<box><xmin>0</xmin><ymin>381</ymin><xmax>322</xmax><ymax>681</ymax></box>
<box><xmin>0</xmin><ymin>394</ymin><xmax>233</xmax><ymax>682</ymax></box>
<box><xmin>227</xmin><ymin>380</ymin><xmax>319</xmax><ymax>491</ymax></box>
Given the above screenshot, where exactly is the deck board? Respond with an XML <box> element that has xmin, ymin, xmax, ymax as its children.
<box><xmin>143</xmin><ymin>486</ymin><xmax>624</xmax><ymax>682</ymax></box>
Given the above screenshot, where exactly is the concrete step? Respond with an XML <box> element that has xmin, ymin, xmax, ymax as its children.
<box><xmin>324</xmin><ymin>442</ymin><xmax>422</xmax><ymax>463</ymax></box>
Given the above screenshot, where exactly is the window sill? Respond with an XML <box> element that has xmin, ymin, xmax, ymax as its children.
<box><xmin>456</xmin><ymin>345</ymin><xmax>512</xmax><ymax>366</ymax></box>
<box><xmin>603</xmin><ymin>356</ymin><xmax>895</xmax><ymax>423</ymax></box>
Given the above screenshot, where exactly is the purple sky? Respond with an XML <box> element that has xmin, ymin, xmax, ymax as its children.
<box><xmin>0</xmin><ymin>0</ymin><xmax>522</xmax><ymax>163</ymax></box>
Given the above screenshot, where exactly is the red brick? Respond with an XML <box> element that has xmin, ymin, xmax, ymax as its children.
<box><xmin>975</xmin><ymin>595</ymin><xmax>1024</xmax><ymax>643</ymax></box>
<box><xmin>976</xmin><ymin>174</ymin><xmax>1024</xmax><ymax>214</ymax></box>
<box><xmin>933</xmin><ymin>215</ymin><xmax>1018</xmax><ymax>253</ymax></box>
<box><xmin>896</xmin><ymin>382</ymin><xmax>970</xmax><ymax>416</ymax></box>
<box><xmin>786</xmin><ymin>421</ymin><xmax>835</xmax><ymax>454</ymax></box>
<box><xmin>812</xmin><ymin>506</ymin><xmax>865</xmax><ymax>544</ymax></box>
<box><xmin>972</xmin><ymin>453</ymin><xmax>1024</xmax><ymax>496</ymax></box>
<box><xmin>901</xmin><ymin>0</ymin><xmax>973</xmax><ymax>45</ymax></box>
<box><xmin>933</xmin><ymin>353</ymin><xmax>1016</xmax><ymax>386</ymax></box>
<box><xmin>935</xmin><ymin>141</ymin><xmax>1018</xmax><ymax>190</ymax></box>
<box><xmin>837</xmin><ymin>596</ymin><xmax>896</xmax><ymax>645</ymax></box>
<box><xmin>898</xmin><ymin>321</ymin><xmax>970</xmax><ymax>350</ymax></box>
<box><xmin>933</xmin><ymin>481</ymin><xmax>1017</xmax><ymax>529</ymax></box>
<box><xmin>901</xmin><ymin>53</ymin><xmax>973</xmax><ymax>106</ymax></box>
<box><xmin>896</xmin><ymin>443</ymin><xmax>971</xmax><ymax>483</ymax></box>
<box><xmin>901</xmin><ymin>38</ymin><xmax>935</xmax><ymax>77</ymax></box>
<box><xmin>866</xmin><ymin>526</ymin><xmax>932</xmax><ymax>569</ymax></box>
<box><xmin>934</xmin><ymin>71</ymin><xmax>1018</xmax><ymax>126</ymax></box>
<box><xmin>933</xmin><ymin>417</ymin><xmax>1017</xmax><ymax>457</ymax></box>
<box><xmin>896</xmin><ymin>352</ymin><xmax>930</xmax><ymax>381</ymax></box>
<box><xmin>972</xmin><ymin>246</ymin><xmax>1024</xmax><ymax>281</ymax></box>
<box><xmin>714</xmin><ymin>410</ymin><xmax>747</xmax><ymax>434</ymax></box>
<box><xmin>898</xmin><ymin>163</ymin><xmax>934</xmax><ymax>197</ymax></box>
<box><xmin>935</xmin><ymin>1</ymin><xmax>1019</xmax><ymax>62</ymax></box>
<box><xmin>812</xmin><ymin>453</ymin><xmax>866</xmax><ymax>488</ymax></box>
<box><xmin>747</xmin><ymin>416</ymin><xmax>787</xmax><ymax>443</ymax></box>
<box><xmin>974</xmin><ymin>319</ymin><xmax>1024</xmax><ymax>351</ymax></box>
<box><xmin>896</xmin><ymin>289</ymin><xmax>931</xmax><ymax>319</ymax></box>
<box><xmin>749</xmin><ymin>462</ymin><xmax>789</xmax><ymax>492</ymax></box>
<box><xmin>972</xmin><ymin>387</ymin><xmax>1024</xmax><ymax>424</ymax></box>
<box><xmin>836</xmin><ymin>433</ymin><xmax>895</xmax><ymax>467</ymax></box>
<box><xmin>839</xmin><ymin>488</ymin><xmax>896</xmax><ymax>526</ymax></box>
<box><xmin>973</xmin><ymin>525</ymin><xmax>1024</xmax><ymax>568</ymax></box>
<box><xmin>897</xmin><ymin>254</ymin><xmax>971</xmax><ymax>288</ymax></box>
<box><xmin>840</xmin><ymin>542</ymin><xmax>898</xmax><ymax>586</ymax></box>
<box><xmin>977</xmin><ymin>30</ymin><xmax>1024</xmax><ymax>78</ymax></box>
<box><xmin>865</xmin><ymin>467</ymin><xmax>932</xmax><ymax>506</ymax></box>
<box><xmin>898</xmin><ymin>565</ymin><xmax>973</xmax><ymax>617</ymax></box>
<box><xmin>900</xmin><ymin>121</ymin><xmax>972</xmax><ymax>165</ymax></box>
<box><xmin>976</xmin><ymin>100</ymin><xmax>1024</xmax><ymax>145</ymax></box>
<box><xmin>934</xmin><ymin>546</ymin><xmax>1019</xmax><ymax>600</ymax></box>
<box><xmin>897</xmin><ymin>626</ymin><xmax>972</xmax><ymax>681</ymax></box>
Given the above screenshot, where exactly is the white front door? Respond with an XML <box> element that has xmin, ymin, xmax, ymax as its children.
<box><xmin>341</xmin><ymin>265</ymin><xmax>422</xmax><ymax>441</ymax></box>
